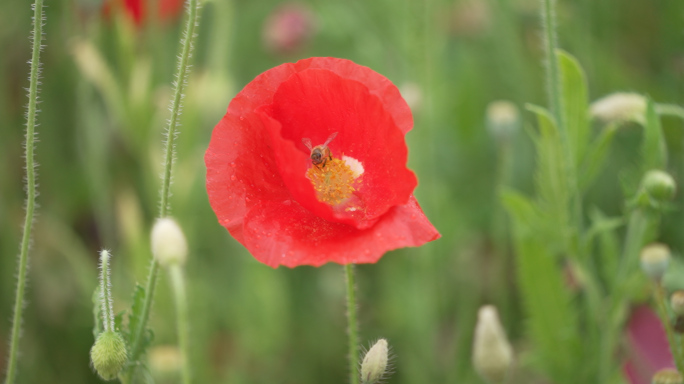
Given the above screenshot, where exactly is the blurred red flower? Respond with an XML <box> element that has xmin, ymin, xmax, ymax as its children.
<box><xmin>104</xmin><ymin>0</ymin><xmax>184</xmax><ymax>26</ymax></box>
<box><xmin>205</xmin><ymin>57</ymin><xmax>440</xmax><ymax>267</ymax></box>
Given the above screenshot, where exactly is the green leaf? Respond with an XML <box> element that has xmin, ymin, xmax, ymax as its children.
<box><xmin>127</xmin><ymin>284</ymin><xmax>153</xmax><ymax>352</ymax></box>
<box><xmin>586</xmin><ymin>208</ymin><xmax>623</xmax><ymax>289</ymax></box>
<box><xmin>579</xmin><ymin>123</ymin><xmax>618</xmax><ymax>191</ymax></box>
<box><xmin>557</xmin><ymin>50</ymin><xmax>590</xmax><ymax>169</ymax></box>
<box><xmin>526</xmin><ymin>104</ymin><xmax>571</xmax><ymax>252</ymax></box>
<box><xmin>499</xmin><ymin>187</ymin><xmax>540</xmax><ymax>232</ymax></box>
<box><xmin>92</xmin><ymin>287</ymin><xmax>103</xmax><ymax>339</ymax></box>
<box><xmin>641</xmin><ymin>97</ymin><xmax>667</xmax><ymax>171</ymax></box>
<box><xmin>511</xmin><ymin>225</ymin><xmax>581</xmax><ymax>384</ymax></box>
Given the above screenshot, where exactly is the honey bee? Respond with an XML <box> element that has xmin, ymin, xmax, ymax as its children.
<box><xmin>302</xmin><ymin>132</ymin><xmax>338</xmax><ymax>169</ymax></box>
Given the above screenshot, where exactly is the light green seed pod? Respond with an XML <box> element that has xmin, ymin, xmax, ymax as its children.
<box><xmin>642</xmin><ymin>170</ymin><xmax>676</xmax><ymax>203</ymax></box>
<box><xmin>652</xmin><ymin>368</ymin><xmax>683</xmax><ymax>384</ymax></box>
<box><xmin>90</xmin><ymin>331</ymin><xmax>127</xmax><ymax>381</ymax></box>
<box><xmin>671</xmin><ymin>291</ymin><xmax>684</xmax><ymax>317</ymax></box>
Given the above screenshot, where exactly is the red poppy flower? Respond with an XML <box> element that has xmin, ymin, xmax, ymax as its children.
<box><xmin>103</xmin><ymin>0</ymin><xmax>184</xmax><ymax>26</ymax></box>
<box><xmin>205</xmin><ymin>57</ymin><xmax>440</xmax><ymax>267</ymax></box>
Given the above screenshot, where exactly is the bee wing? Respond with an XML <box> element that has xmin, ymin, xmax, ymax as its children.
<box><xmin>302</xmin><ymin>138</ymin><xmax>313</xmax><ymax>151</ymax></box>
<box><xmin>323</xmin><ymin>132</ymin><xmax>338</xmax><ymax>146</ymax></box>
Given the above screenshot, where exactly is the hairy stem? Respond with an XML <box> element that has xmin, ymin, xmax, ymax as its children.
<box><xmin>99</xmin><ymin>250</ymin><xmax>114</xmax><ymax>332</ymax></box>
<box><xmin>128</xmin><ymin>0</ymin><xmax>200</xmax><ymax>366</ymax></box>
<box><xmin>5</xmin><ymin>0</ymin><xmax>44</xmax><ymax>382</ymax></box>
<box><xmin>169</xmin><ymin>264</ymin><xmax>191</xmax><ymax>384</ymax></box>
<box><xmin>540</xmin><ymin>0</ymin><xmax>563</xmax><ymax>129</ymax></box>
<box><xmin>345</xmin><ymin>264</ymin><xmax>360</xmax><ymax>384</ymax></box>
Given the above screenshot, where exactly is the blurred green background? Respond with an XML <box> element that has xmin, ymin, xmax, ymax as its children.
<box><xmin>1</xmin><ymin>0</ymin><xmax>683</xmax><ymax>383</ymax></box>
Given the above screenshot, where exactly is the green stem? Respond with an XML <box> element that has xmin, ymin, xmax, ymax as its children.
<box><xmin>127</xmin><ymin>0</ymin><xmax>200</xmax><ymax>367</ymax></box>
<box><xmin>169</xmin><ymin>264</ymin><xmax>191</xmax><ymax>384</ymax></box>
<box><xmin>5</xmin><ymin>0</ymin><xmax>43</xmax><ymax>382</ymax></box>
<box><xmin>655</xmin><ymin>103</ymin><xmax>684</xmax><ymax>120</ymax></box>
<box><xmin>540</xmin><ymin>0</ymin><xmax>563</xmax><ymax>129</ymax></box>
<box><xmin>345</xmin><ymin>264</ymin><xmax>360</xmax><ymax>384</ymax></box>
<box><xmin>654</xmin><ymin>284</ymin><xmax>684</xmax><ymax>374</ymax></box>
<box><xmin>617</xmin><ymin>208</ymin><xmax>650</xmax><ymax>286</ymax></box>
<box><xmin>99</xmin><ymin>251</ymin><xmax>114</xmax><ymax>332</ymax></box>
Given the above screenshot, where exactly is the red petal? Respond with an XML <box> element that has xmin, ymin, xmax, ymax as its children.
<box><xmin>242</xmin><ymin>196</ymin><xmax>440</xmax><ymax>268</ymax></box>
<box><xmin>261</xmin><ymin>68</ymin><xmax>417</xmax><ymax>229</ymax></box>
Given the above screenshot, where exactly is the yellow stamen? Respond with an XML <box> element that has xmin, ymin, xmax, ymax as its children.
<box><xmin>306</xmin><ymin>158</ymin><xmax>359</xmax><ymax>205</ymax></box>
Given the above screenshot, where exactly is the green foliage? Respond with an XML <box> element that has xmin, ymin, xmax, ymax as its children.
<box><xmin>558</xmin><ymin>49</ymin><xmax>590</xmax><ymax>171</ymax></box>
<box><xmin>642</xmin><ymin>98</ymin><xmax>668</xmax><ymax>171</ymax></box>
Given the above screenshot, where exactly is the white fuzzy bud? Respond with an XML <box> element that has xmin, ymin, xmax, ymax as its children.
<box><xmin>361</xmin><ymin>339</ymin><xmax>389</xmax><ymax>384</ymax></box>
<box><xmin>151</xmin><ymin>217</ymin><xmax>188</xmax><ymax>267</ymax></box>
<box><xmin>590</xmin><ymin>92</ymin><xmax>646</xmax><ymax>124</ymax></box>
<box><xmin>473</xmin><ymin>305</ymin><xmax>513</xmax><ymax>384</ymax></box>
<box><xmin>486</xmin><ymin>101</ymin><xmax>519</xmax><ymax>142</ymax></box>
<box><xmin>640</xmin><ymin>243</ymin><xmax>671</xmax><ymax>282</ymax></box>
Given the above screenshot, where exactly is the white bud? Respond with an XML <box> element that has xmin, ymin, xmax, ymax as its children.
<box><xmin>473</xmin><ymin>305</ymin><xmax>513</xmax><ymax>384</ymax></box>
<box><xmin>151</xmin><ymin>217</ymin><xmax>188</xmax><ymax>267</ymax></box>
<box><xmin>486</xmin><ymin>101</ymin><xmax>519</xmax><ymax>141</ymax></box>
<box><xmin>361</xmin><ymin>339</ymin><xmax>389</xmax><ymax>384</ymax></box>
<box><xmin>590</xmin><ymin>92</ymin><xmax>646</xmax><ymax>124</ymax></box>
<box><xmin>640</xmin><ymin>243</ymin><xmax>671</xmax><ymax>282</ymax></box>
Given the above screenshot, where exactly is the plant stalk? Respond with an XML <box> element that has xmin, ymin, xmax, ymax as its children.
<box><xmin>540</xmin><ymin>0</ymin><xmax>563</xmax><ymax>129</ymax></box>
<box><xmin>5</xmin><ymin>0</ymin><xmax>43</xmax><ymax>382</ymax></box>
<box><xmin>169</xmin><ymin>264</ymin><xmax>191</xmax><ymax>384</ymax></box>
<box><xmin>127</xmin><ymin>0</ymin><xmax>200</xmax><ymax>366</ymax></box>
<box><xmin>345</xmin><ymin>264</ymin><xmax>360</xmax><ymax>384</ymax></box>
<box><xmin>654</xmin><ymin>284</ymin><xmax>684</xmax><ymax>374</ymax></box>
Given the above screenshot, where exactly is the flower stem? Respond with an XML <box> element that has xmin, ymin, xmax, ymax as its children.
<box><xmin>344</xmin><ymin>264</ymin><xmax>360</xmax><ymax>384</ymax></box>
<box><xmin>128</xmin><ymin>0</ymin><xmax>200</xmax><ymax>366</ymax></box>
<box><xmin>99</xmin><ymin>250</ymin><xmax>115</xmax><ymax>332</ymax></box>
<box><xmin>5</xmin><ymin>0</ymin><xmax>43</xmax><ymax>382</ymax></box>
<box><xmin>654</xmin><ymin>284</ymin><xmax>684</xmax><ymax>374</ymax></box>
<box><xmin>169</xmin><ymin>264</ymin><xmax>191</xmax><ymax>384</ymax></box>
<box><xmin>540</xmin><ymin>0</ymin><xmax>563</xmax><ymax>129</ymax></box>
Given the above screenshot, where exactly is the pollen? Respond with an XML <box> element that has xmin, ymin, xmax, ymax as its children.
<box><xmin>306</xmin><ymin>157</ymin><xmax>360</xmax><ymax>205</ymax></box>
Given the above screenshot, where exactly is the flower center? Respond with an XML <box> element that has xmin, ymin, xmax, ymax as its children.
<box><xmin>306</xmin><ymin>157</ymin><xmax>360</xmax><ymax>205</ymax></box>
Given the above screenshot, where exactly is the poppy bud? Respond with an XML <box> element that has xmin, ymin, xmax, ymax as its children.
<box><xmin>651</xmin><ymin>368</ymin><xmax>683</xmax><ymax>384</ymax></box>
<box><xmin>90</xmin><ymin>331</ymin><xmax>127</xmax><ymax>380</ymax></box>
<box><xmin>671</xmin><ymin>291</ymin><xmax>684</xmax><ymax>317</ymax></box>
<box><xmin>473</xmin><ymin>305</ymin><xmax>513</xmax><ymax>384</ymax></box>
<box><xmin>641</xmin><ymin>170</ymin><xmax>676</xmax><ymax>203</ymax></box>
<box><xmin>640</xmin><ymin>243</ymin><xmax>671</xmax><ymax>282</ymax></box>
<box><xmin>486</xmin><ymin>101</ymin><xmax>519</xmax><ymax>142</ymax></box>
<box><xmin>590</xmin><ymin>92</ymin><xmax>646</xmax><ymax>124</ymax></box>
<box><xmin>151</xmin><ymin>217</ymin><xmax>188</xmax><ymax>267</ymax></box>
<box><xmin>360</xmin><ymin>339</ymin><xmax>390</xmax><ymax>384</ymax></box>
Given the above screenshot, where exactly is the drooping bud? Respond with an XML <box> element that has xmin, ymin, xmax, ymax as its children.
<box><xmin>671</xmin><ymin>291</ymin><xmax>684</xmax><ymax>317</ymax></box>
<box><xmin>360</xmin><ymin>339</ymin><xmax>390</xmax><ymax>384</ymax></box>
<box><xmin>486</xmin><ymin>100</ymin><xmax>520</xmax><ymax>142</ymax></box>
<box><xmin>151</xmin><ymin>217</ymin><xmax>188</xmax><ymax>267</ymax></box>
<box><xmin>590</xmin><ymin>92</ymin><xmax>646</xmax><ymax>124</ymax></box>
<box><xmin>473</xmin><ymin>305</ymin><xmax>513</xmax><ymax>384</ymax></box>
<box><xmin>640</xmin><ymin>243</ymin><xmax>671</xmax><ymax>282</ymax></box>
<box><xmin>90</xmin><ymin>331</ymin><xmax>127</xmax><ymax>381</ymax></box>
<box><xmin>642</xmin><ymin>170</ymin><xmax>676</xmax><ymax>203</ymax></box>
<box><xmin>652</xmin><ymin>368</ymin><xmax>683</xmax><ymax>384</ymax></box>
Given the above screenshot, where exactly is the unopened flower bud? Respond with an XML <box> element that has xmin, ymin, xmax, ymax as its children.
<box><xmin>262</xmin><ymin>3</ymin><xmax>316</xmax><ymax>55</ymax></box>
<box><xmin>590</xmin><ymin>92</ymin><xmax>646</xmax><ymax>124</ymax></box>
<box><xmin>90</xmin><ymin>331</ymin><xmax>127</xmax><ymax>381</ymax></box>
<box><xmin>642</xmin><ymin>170</ymin><xmax>676</xmax><ymax>202</ymax></box>
<box><xmin>640</xmin><ymin>243</ymin><xmax>671</xmax><ymax>282</ymax></box>
<box><xmin>652</xmin><ymin>368</ymin><xmax>683</xmax><ymax>384</ymax></box>
<box><xmin>151</xmin><ymin>217</ymin><xmax>188</xmax><ymax>267</ymax></box>
<box><xmin>671</xmin><ymin>291</ymin><xmax>684</xmax><ymax>317</ymax></box>
<box><xmin>486</xmin><ymin>100</ymin><xmax>519</xmax><ymax>142</ymax></box>
<box><xmin>473</xmin><ymin>305</ymin><xmax>513</xmax><ymax>384</ymax></box>
<box><xmin>361</xmin><ymin>339</ymin><xmax>389</xmax><ymax>384</ymax></box>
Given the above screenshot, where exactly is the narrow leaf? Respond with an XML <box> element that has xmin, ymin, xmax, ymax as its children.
<box><xmin>641</xmin><ymin>97</ymin><xmax>667</xmax><ymax>171</ymax></box>
<box><xmin>557</xmin><ymin>50</ymin><xmax>590</xmax><ymax>169</ymax></box>
<box><xmin>579</xmin><ymin>123</ymin><xmax>618</xmax><ymax>191</ymax></box>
